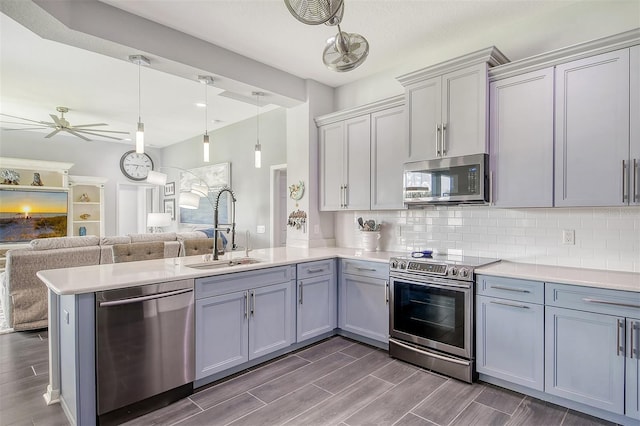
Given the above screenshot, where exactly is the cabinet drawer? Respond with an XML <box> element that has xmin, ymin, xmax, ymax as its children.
<box><xmin>196</xmin><ymin>265</ymin><xmax>295</xmax><ymax>299</ymax></box>
<box><xmin>341</xmin><ymin>259</ymin><xmax>389</xmax><ymax>280</ymax></box>
<box><xmin>297</xmin><ymin>259</ymin><xmax>335</xmax><ymax>279</ymax></box>
<box><xmin>476</xmin><ymin>275</ymin><xmax>544</xmax><ymax>304</ymax></box>
<box><xmin>545</xmin><ymin>283</ymin><xmax>640</xmax><ymax>318</ymax></box>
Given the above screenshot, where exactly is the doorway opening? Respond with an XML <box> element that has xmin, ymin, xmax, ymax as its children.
<box><xmin>270</xmin><ymin>164</ymin><xmax>287</xmax><ymax>247</ymax></box>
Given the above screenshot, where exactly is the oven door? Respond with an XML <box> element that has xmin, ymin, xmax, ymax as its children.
<box><xmin>389</xmin><ymin>274</ymin><xmax>473</xmax><ymax>359</ymax></box>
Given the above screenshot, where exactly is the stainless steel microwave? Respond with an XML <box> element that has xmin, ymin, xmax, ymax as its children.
<box><xmin>403</xmin><ymin>154</ymin><xmax>489</xmax><ymax>206</ymax></box>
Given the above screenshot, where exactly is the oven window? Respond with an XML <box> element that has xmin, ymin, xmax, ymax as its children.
<box><xmin>393</xmin><ymin>282</ymin><xmax>466</xmax><ymax>349</ymax></box>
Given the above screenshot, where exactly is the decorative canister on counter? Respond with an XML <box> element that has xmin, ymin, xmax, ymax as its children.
<box><xmin>361</xmin><ymin>231</ymin><xmax>381</xmax><ymax>251</ymax></box>
<box><xmin>79</xmin><ymin>226</ymin><xmax>87</xmax><ymax>236</ymax></box>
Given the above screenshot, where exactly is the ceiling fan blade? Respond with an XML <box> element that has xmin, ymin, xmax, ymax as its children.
<box><xmin>65</xmin><ymin>129</ymin><xmax>92</xmax><ymax>141</ymax></box>
<box><xmin>0</xmin><ymin>113</ymin><xmax>50</xmax><ymax>125</ymax></box>
<box><xmin>49</xmin><ymin>114</ymin><xmax>63</xmax><ymax>126</ymax></box>
<box><xmin>73</xmin><ymin>129</ymin><xmax>125</xmax><ymax>140</ymax></box>
<box><xmin>3</xmin><ymin>127</ymin><xmax>51</xmax><ymax>131</ymax></box>
<box><xmin>45</xmin><ymin>129</ymin><xmax>62</xmax><ymax>138</ymax></box>
<box><xmin>71</xmin><ymin>123</ymin><xmax>108</xmax><ymax>128</ymax></box>
<box><xmin>331</xmin><ymin>55</ymin><xmax>344</xmax><ymax>65</ymax></box>
<box><xmin>76</xmin><ymin>128</ymin><xmax>130</xmax><ymax>134</ymax></box>
<box><xmin>0</xmin><ymin>120</ymin><xmax>49</xmax><ymax>127</ymax></box>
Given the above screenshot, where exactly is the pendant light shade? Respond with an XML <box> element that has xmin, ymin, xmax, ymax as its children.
<box><xmin>129</xmin><ymin>54</ymin><xmax>150</xmax><ymax>154</ymax></box>
<box><xmin>179</xmin><ymin>191</ymin><xmax>200</xmax><ymax>209</ymax></box>
<box><xmin>253</xmin><ymin>91</ymin><xmax>263</xmax><ymax>169</ymax></box>
<box><xmin>198</xmin><ymin>75</ymin><xmax>214</xmax><ymax>163</ymax></box>
<box><xmin>146</xmin><ymin>170</ymin><xmax>168</xmax><ymax>186</ymax></box>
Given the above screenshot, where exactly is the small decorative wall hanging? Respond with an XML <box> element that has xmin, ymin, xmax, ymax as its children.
<box><xmin>1</xmin><ymin>169</ymin><xmax>20</xmax><ymax>185</ymax></box>
<box><xmin>289</xmin><ymin>181</ymin><xmax>305</xmax><ymax>206</ymax></box>
<box><xmin>31</xmin><ymin>172</ymin><xmax>44</xmax><ymax>186</ymax></box>
<box><xmin>288</xmin><ymin>209</ymin><xmax>307</xmax><ymax>232</ymax></box>
<box><xmin>79</xmin><ymin>193</ymin><xmax>90</xmax><ymax>202</ymax></box>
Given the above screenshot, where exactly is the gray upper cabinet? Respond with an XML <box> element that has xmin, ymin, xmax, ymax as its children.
<box><xmin>630</xmin><ymin>45</ymin><xmax>640</xmax><ymax>205</ymax></box>
<box><xmin>489</xmin><ymin>68</ymin><xmax>554</xmax><ymax>207</ymax></box>
<box><xmin>317</xmin><ymin>96</ymin><xmax>405</xmax><ymax>212</ymax></box>
<box><xmin>371</xmin><ymin>105</ymin><xmax>405</xmax><ymax>210</ymax></box>
<box><xmin>319</xmin><ymin>116</ymin><xmax>371</xmax><ymax>211</ymax></box>
<box><xmin>554</xmin><ymin>49</ymin><xmax>630</xmax><ymax>206</ymax></box>
<box><xmin>398</xmin><ymin>47</ymin><xmax>508</xmax><ymax>163</ymax></box>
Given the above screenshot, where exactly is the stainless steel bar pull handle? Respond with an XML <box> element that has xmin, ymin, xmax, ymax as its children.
<box><xmin>623</xmin><ymin>160</ymin><xmax>628</xmax><ymax>203</ymax></box>
<box><xmin>490</xmin><ymin>285</ymin><xmax>530</xmax><ymax>293</ymax></box>
<box><xmin>356</xmin><ymin>267</ymin><xmax>377</xmax><ymax>272</ymax></box>
<box><xmin>344</xmin><ymin>184</ymin><xmax>348</xmax><ymax>208</ymax></box>
<box><xmin>99</xmin><ymin>288</ymin><xmax>192</xmax><ymax>307</ymax></box>
<box><xmin>617</xmin><ymin>319</ymin><xmax>624</xmax><ymax>356</ymax></box>
<box><xmin>244</xmin><ymin>291</ymin><xmax>248</xmax><ymax>318</ymax></box>
<box><xmin>583</xmin><ymin>298</ymin><xmax>640</xmax><ymax>309</ymax></box>
<box><xmin>307</xmin><ymin>268</ymin><xmax>325</xmax><ymax>274</ymax></box>
<box><xmin>441</xmin><ymin>123</ymin><xmax>447</xmax><ymax>156</ymax></box>
<box><xmin>435</xmin><ymin>124</ymin><xmax>441</xmax><ymax>156</ymax></box>
<box><xmin>299</xmin><ymin>282</ymin><xmax>303</xmax><ymax>305</ymax></box>
<box><xmin>385</xmin><ymin>281</ymin><xmax>389</xmax><ymax>304</ymax></box>
<box><xmin>490</xmin><ymin>300</ymin><xmax>530</xmax><ymax>309</ymax></box>
<box><xmin>631</xmin><ymin>321</ymin><xmax>638</xmax><ymax>359</ymax></box>
<box><xmin>634</xmin><ymin>159</ymin><xmax>638</xmax><ymax>203</ymax></box>
<box><xmin>251</xmin><ymin>290</ymin><xmax>255</xmax><ymax>316</ymax></box>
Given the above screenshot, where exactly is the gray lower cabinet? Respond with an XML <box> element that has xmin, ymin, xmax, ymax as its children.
<box><xmin>545</xmin><ymin>283</ymin><xmax>640</xmax><ymax>419</ymax></box>
<box><xmin>195</xmin><ymin>266</ymin><xmax>296</xmax><ymax>380</ymax></box>
<box><xmin>476</xmin><ymin>275</ymin><xmax>544</xmax><ymax>391</ymax></box>
<box><xmin>339</xmin><ymin>259</ymin><xmax>389</xmax><ymax>344</ymax></box>
<box><xmin>296</xmin><ymin>260</ymin><xmax>337</xmax><ymax>342</ymax></box>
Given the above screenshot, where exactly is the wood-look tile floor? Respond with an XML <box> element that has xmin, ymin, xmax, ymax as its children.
<box><xmin>0</xmin><ymin>333</ymin><xmax>618</xmax><ymax>426</ymax></box>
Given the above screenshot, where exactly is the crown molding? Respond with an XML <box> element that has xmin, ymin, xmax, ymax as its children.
<box><xmin>315</xmin><ymin>95</ymin><xmax>405</xmax><ymax>127</ymax></box>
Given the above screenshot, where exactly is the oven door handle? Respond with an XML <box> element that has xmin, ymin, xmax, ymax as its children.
<box><xmin>390</xmin><ymin>338</ymin><xmax>471</xmax><ymax>366</ymax></box>
<box><xmin>390</xmin><ymin>277</ymin><xmax>471</xmax><ymax>291</ymax></box>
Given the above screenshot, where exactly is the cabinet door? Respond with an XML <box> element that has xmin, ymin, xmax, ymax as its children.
<box><xmin>344</xmin><ymin>115</ymin><xmax>371</xmax><ymax>210</ymax></box>
<box><xmin>195</xmin><ymin>291</ymin><xmax>248</xmax><ymax>380</ymax></box>
<box><xmin>490</xmin><ymin>68</ymin><xmax>554</xmax><ymax>207</ymax></box>
<box><xmin>442</xmin><ymin>63</ymin><xmax>488</xmax><ymax>158</ymax></box>
<box><xmin>297</xmin><ymin>274</ymin><xmax>337</xmax><ymax>342</ymax></box>
<box><xmin>319</xmin><ymin>122</ymin><xmax>345</xmax><ymax>211</ymax></box>
<box><xmin>339</xmin><ymin>273</ymin><xmax>389</xmax><ymax>343</ymax></box>
<box><xmin>476</xmin><ymin>295</ymin><xmax>544</xmax><ymax>391</ymax></box>
<box><xmin>371</xmin><ymin>106</ymin><xmax>406</xmax><ymax>210</ymax></box>
<box><xmin>545</xmin><ymin>306</ymin><xmax>625</xmax><ymax>414</ymax></box>
<box><xmin>630</xmin><ymin>45</ymin><xmax>640</xmax><ymax>206</ymax></box>
<box><xmin>248</xmin><ymin>282</ymin><xmax>295</xmax><ymax>360</ymax></box>
<box><xmin>554</xmin><ymin>49</ymin><xmax>630</xmax><ymax>206</ymax></box>
<box><xmin>405</xmin><ymin>77</ymin><xmax>441</xmax><ymax>162</ymax></box>
<box><xmin>627</xmin><ymin>318</ymin><xmax>640</xmax><ymax>420</ymax></box>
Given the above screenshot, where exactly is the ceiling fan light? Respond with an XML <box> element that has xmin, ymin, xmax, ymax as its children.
<box><xmin>136</xmin><ymin>121</ymin><xmax>145</xmax><ymax>153</ymax></box>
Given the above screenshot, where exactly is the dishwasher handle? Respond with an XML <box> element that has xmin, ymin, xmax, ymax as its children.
<box><xmin>99</xmin><ymin>288</ymin><xmax>193</xmax><ymax>307</ymax></box>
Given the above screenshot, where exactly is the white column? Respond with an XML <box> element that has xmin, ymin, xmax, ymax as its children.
<box><xmin>43</xmin><ymin>289</ymin><xmax>61</xmax><ymax>405</ymax></box>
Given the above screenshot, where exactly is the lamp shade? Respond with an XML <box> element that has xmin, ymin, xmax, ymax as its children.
<box><xmin>179</xmin><ymin>191</ymin><xmax>200</xmax><ymax>209</ymax></box>
<box><xmin>146</xmin><ymin>170</ymin><xmax>168</xmax><ymax>186</ymax></box>
<box><xmin>147</xmin><ymin>212</ymin><xmax>171</xmax><ymax>227</ymax></box>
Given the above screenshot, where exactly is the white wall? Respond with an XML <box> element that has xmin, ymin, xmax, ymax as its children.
<box><xmin>0</xmin><ymin>129</ymin><xmax>162</xmax><ymax>236</ymax></box>
<box><xmin>160</xmin><ymin>108</ymin><xmax>287</xmax><ymax>249</ymax></box>
<box><xmin>335</xmin><ymin>207</ymin><xmax>640</xmax><ymax>273</ymax></box>
<box><xmin>334</xmin><ymin>1</ymin><xmax>640</xmax><ymax>110</ymax></box>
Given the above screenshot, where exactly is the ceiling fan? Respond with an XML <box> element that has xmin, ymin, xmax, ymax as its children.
<box><xmin>0</xmin><ymin>106</ymin><xmax>130</xmax><ymax>141</ymax></box>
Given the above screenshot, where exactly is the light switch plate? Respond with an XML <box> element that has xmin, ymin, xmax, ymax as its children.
<box><xmin>257</xmin><ymin>225</ymin><xmax>265</xmax><ymax>234</ymax></box>
<box><xmin>562</xmin><ymin>229</ymin><xmax>575</xmax><ymax>245</ymax></box>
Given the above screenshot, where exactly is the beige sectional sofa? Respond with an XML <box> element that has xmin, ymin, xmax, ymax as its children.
<box><xmin>0</xmin><ymin>231</ymin><xmax>207</xmax><ymax>331</ymax></box>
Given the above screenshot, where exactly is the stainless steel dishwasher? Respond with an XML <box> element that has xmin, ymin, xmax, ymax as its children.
<box><xmin>95</xmin><ymin>279</ymin><xmax>194</xmax><ymax>424</ymax></box>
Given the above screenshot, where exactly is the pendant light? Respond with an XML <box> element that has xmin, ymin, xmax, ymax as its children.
<box><xmin>129</xmin><ymin>54</ymin><xmax>150</xmax><ymax>154</ymax></box>
<box><xmin>253</xmin><ymin>91</ymin><xmax>263</xmax><ymax>168</ymax></box>
<box><xmin>198</xmin><ymin>75</ymin><xmax>214</xmax><ymax>162</ymax></box>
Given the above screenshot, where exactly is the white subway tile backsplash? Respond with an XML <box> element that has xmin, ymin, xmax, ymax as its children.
<box><xmin>334</xmin><ymin>207</ymin><xmax>640</xmax><ymax>273</ymax></box>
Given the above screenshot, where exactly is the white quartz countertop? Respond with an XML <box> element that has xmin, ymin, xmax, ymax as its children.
<box><xmin>37</xmin><ymin>247</ymin><xmax>403</xmax><ymax>295</ymax></box>
<box><xmin>476</xmin><ymin>261</ymin><xmax>640</xmax><ymax>293</ymax></box>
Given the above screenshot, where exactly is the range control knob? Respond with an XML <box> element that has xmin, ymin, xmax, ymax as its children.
<box><xmin>399</xmin><ymin>261</ymin><xmax>407</xmax><ymax>270</ymax></box>
<box><xmin>449</xmin><ymin>267</ymin><xmax>458</xmax><ymax>276</ymax></box>
<box><xmin>459</xmin><ymin>268</ymin><xmax>469</xmax><ymax>278</ymax></box>
<box><xmin>391</xmin><ymin>260</ymin><xmax>398</xmax><ymax>269</ymax></box>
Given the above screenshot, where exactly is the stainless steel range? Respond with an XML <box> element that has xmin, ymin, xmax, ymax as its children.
<box><xmin>388</xmin><ymin>253</ymin><xmax>500</xmax><ymax>383</ymax></box>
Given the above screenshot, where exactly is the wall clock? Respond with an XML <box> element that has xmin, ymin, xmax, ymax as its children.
<box><xmin>119</xmin><ymin>150</ymin><xmax>154</xmax><ymax>181</ymax></box>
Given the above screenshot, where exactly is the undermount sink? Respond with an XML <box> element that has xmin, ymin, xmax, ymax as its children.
<box><xmin>185</xmin><ymin>258</ymin><xmax>262</xmax><ymax>270</ymax></box>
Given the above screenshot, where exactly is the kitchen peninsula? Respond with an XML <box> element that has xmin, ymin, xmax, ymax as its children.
<box><xmin>37</xmin><ymin>246</ymin><xmax>396</xmax><ymax>425</ymax></box>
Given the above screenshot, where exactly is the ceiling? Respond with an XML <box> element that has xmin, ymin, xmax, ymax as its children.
<box><xmin>0</xmin><ymin>0</ymin><xmax>609</xmax><ymax>148</ymax></box>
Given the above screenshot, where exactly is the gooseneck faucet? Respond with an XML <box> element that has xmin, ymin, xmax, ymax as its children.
<box><xmin>213</xmin><ymin>187</ymin><xmax>237</xmax><ymax>261</ymax></box>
